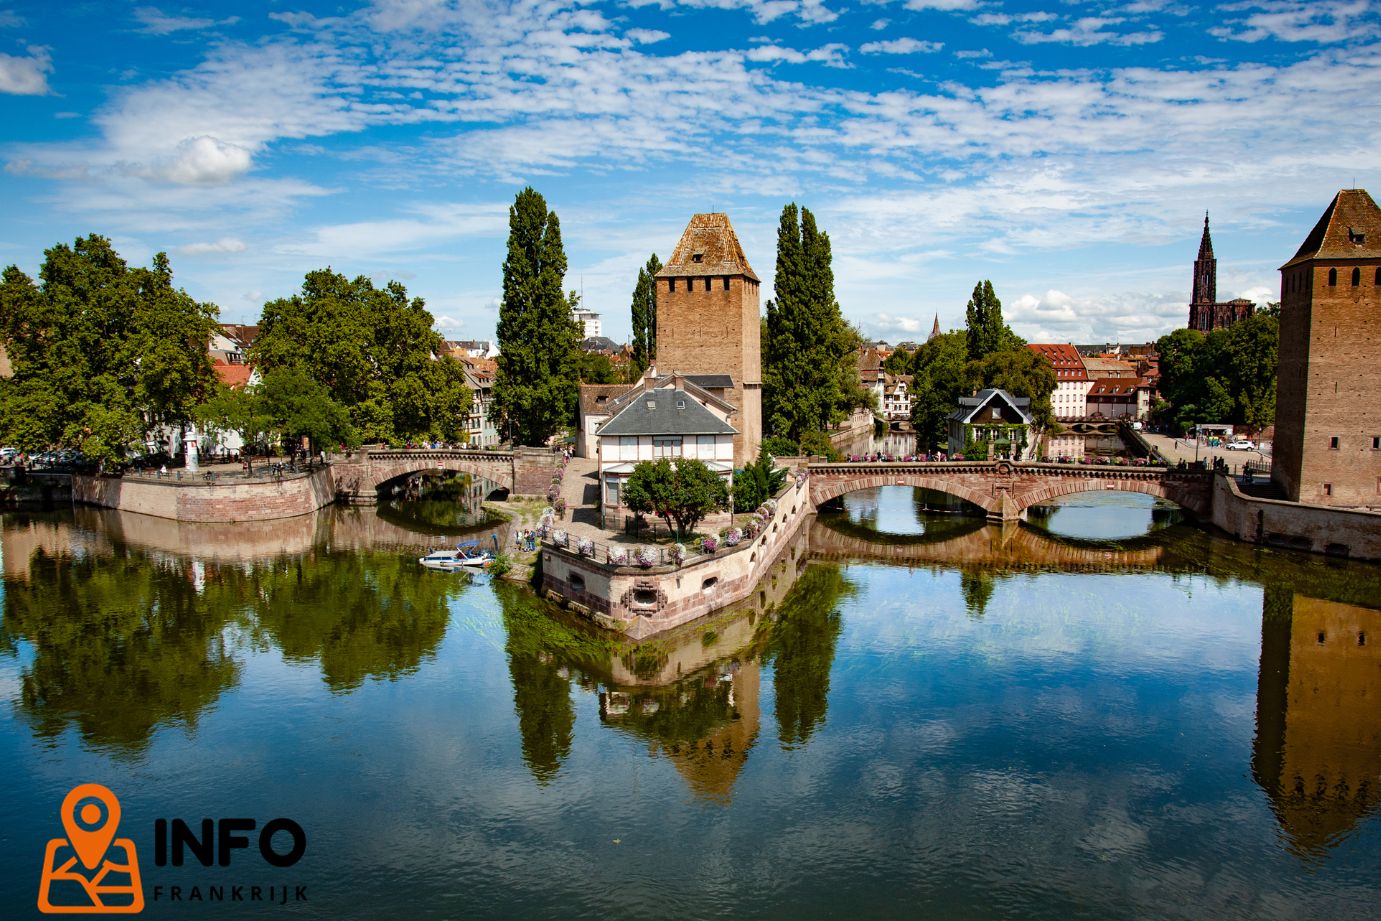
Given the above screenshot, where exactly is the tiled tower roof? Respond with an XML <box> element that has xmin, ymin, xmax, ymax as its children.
<box><xmin>656</xmin><ymin>213</ymin><xmax>759</xmax><ymax>282</ymax></box>
<box><xmin>1282</xmin><ymin>189</ymin><xmax>1381</xmax><ymax>268</ymax></box>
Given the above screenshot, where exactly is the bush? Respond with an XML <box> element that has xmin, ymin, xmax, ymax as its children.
<box><xmin>797</xmin><ymin>430</ymin><xmax>838</xmax><ymax>460</ymax></box>
<box><xmin>487</xmin><ymin>553</ymin><xmax>512</xmax><ymax>578</ymax></box>
<box><xmin>761</xmin><ymin>435</ymin><xmax>798</xmax><ymax>457</ymax></box>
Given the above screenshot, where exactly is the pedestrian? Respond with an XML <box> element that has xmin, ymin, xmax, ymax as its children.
<box><xmin>159</xmin><ymin>463</ymin><xmax>167</xmax><ymax>478</ymax></box>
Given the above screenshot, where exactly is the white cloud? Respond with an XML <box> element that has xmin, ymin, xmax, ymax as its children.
<box><xmin>0</xmin><ymin>45</ymin><xmax>52</xmax><ymax>95</ymax></box>
<box><xmin>903</xmin><ymin>0</ymin><xmax>981</xmax><ymax>10</ymax></box>
<box><xmin>1013</xmin><ymin>17</ymin><xmax>1164</xmax><ymax>46</ymax></box>
<box><xmin>0</xmin><ymin>11</ymin><xmax>25</xmax><ymax>28</ymax></box>
<box><xmin>1211</xmin><ymin>0</ymin><xmax>1377</xmax><ymax>44</ymax></box>
<box><xmin>870</xmin><ymin>18</ymin><xmax>890</xmax><ymax>30</ymax></box>
<box><xmin>746</xmin><ymin>43</ymin><xmax>850</xmax><ymax>66</ymax></box>
<box><xmin>860</xmin><ymin>38</ymin><xmax>944</xmax><ymax>54</ymax></box>
<box><xmin>149</xmin><ymin>136</ymin><xmax>253</xmax><ymax>185</ymax></box>
<box><xmin>133</xmin><ymin>7</ymin><xmax>240</xmax><ymax>35</ymax></box>
<box><xmin>278</xmin><ymin>202</ymin><xmax>508</xmax><ymax>260</ymax></box>
<box><xmin>626</xmin><ymin>28</ymin><xmax>670</xmax><ymax>44</ymax></box>
<box><xmin>181</xmin><ymin>237</ymin><xmax>247</xmax><ymax>255</ymax></box>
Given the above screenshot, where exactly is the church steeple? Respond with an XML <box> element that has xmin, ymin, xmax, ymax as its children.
<box><xmin>1190</xmin><ymin>211</ymin><xmax>1218</xmax><ymax>327</ymax></box>
<box><xmin>928</xmin><ymin>313</ymin><xmax>941</xmax><ymax>341</ymax></box>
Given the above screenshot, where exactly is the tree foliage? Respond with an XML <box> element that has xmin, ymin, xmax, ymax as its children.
<box><xmin>969</xmin><ymin>347</ymin><xmax>1056</xmax><ymax>429</ymax></box>
<box><xmin>763</xmin><ymin>204</ymin><xmax>868</xmax><ymax>441</ymax></box>
<box><xmin>630</xmin><ymin>253</ymin><xmax>661</xmax><ymax>376</ymax></box>
<box><xmin>0</xmin><ymin>236</ymin><xmax>220</xmax><ymax>464</ymax></box>
<box><xmin>732</xmin><ymin>443</ymin><xmax>787</xmax><ymax>511</ymax></box>
<box><xmin>769</xmin><ymin>563</ymin><xmax>850</xmax><ymax>747</ymax></box>
<box><xmin>251</xmin><ymin>268</ymin><xmax>469</xmax><ymax>445</ymax></box>
<box><xmin>623</xmin><ymin>457</ymin><xmax>729</xmax><ymax>539</ymax></box>
<box><xmin>1154</xmin><ymin>313</ymin><xmax>1278</xmax><ymax>434</ymax></box>
<box><xmin>493</xmin><ymin>186</ymin><xmax>581</xmax><ymax>446</ymax></box>
<box><xmin>908</xmin><ymin>331</ymin><xmax>970</xmax><ymax>450</ymax></box>
<box><xmin>964</xmin><ymin>280</ymin><xmax>1021</xmax><ymax>361</ymax></box>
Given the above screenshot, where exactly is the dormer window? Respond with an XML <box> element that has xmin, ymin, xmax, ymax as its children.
<box><xmin>1348</xmin><ymin>227</ymin><xmax>1366</xmax><ymax>245</ymax></box>
<box><xmin>646</xmin><ymin>400</ymin><xmax>655</xmax><ymax>409</ymax></box>
<box><xmin>692</xmin><ymin>253</ymin><xmax>703</xmax><ymax>263</ymax></box>
<box><xmin>676</xmin><ymin>400</ymin><xmax>685</xmax><ymax>409</ymax></box>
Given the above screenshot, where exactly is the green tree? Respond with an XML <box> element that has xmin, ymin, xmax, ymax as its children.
<box><xmin>257</xmin><ymin>368</ymin><xmax>354</xmax><ymax>450</ymax></box>
<box><xmin>882</xmin><ymin>349</ymin><xmax>912</xmax><ymax>375</ymax></box>
<box><xmin>763</xmin><ymin>204</ymin><xmax>865</xmax><ymax>441</ymax></box>
<box><xmin>493</xmin><ymin>187</ymin><xmax>581</xmax><ymax>446</ymax></box>
<box><xmin>969</xmin><ymin>347</ymin><xmax>1057</xmax><ymax>429</ymax></box>
<box><xmin>1223</xmin><ymin>312</ymin><xmax>1279</xmax><ymax>429</ymax></box>
<box><xmin>251</xmin><ymin>269</ymin><xmax>470</xmax><ymax>445</ymax></box>
<box><xmin>0</xmin><ymin>236</ymin><xmax>220</xmax><ymax>464</ymax></box>
<box><xmin>630</xmin><ymin>253</ymin><xmax>662</xmax><ymax>376</ymax></box>
<box><xmin>964</xmin><ymin>280</ymin><xmax>1021</xmax><ymax>362</ymax></box>
<box><xmin>732</xmin><ymin>443</ymin><xmax>787</xmax><ymax>511</ymax></box>
<box><xmin>194</xmin><ymin>384</ymin><xmax>272</xmax><ymax>454</ymax></box>
<box><xmin>574</xmin><ymin>350</ymin><xmax>617</xmax><ymax>384</ymax></box>
<box><xmin>1155</xmin><ymin>316</ymin><xmax>1276</xmax><ymax>434</ymax></box>
<box><xmin>908</xmin><ymin>330</ymin><xmax>970</xmax><ymax>450</ymax></box>
<box><xmin>624</xmin><ymin>458</ymin><xmax>730</xmax><ymax>539</ymax></box>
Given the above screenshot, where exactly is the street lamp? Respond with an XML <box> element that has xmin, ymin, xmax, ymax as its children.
<box><xmin>1194</xmin><ymin>424</ymin><xmax>1200</xmax><ymax>466</ymax></box>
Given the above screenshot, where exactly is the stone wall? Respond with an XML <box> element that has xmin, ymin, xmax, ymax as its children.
<box><xmin>72</xmin><ymin>468</ymin><xmax>337</xmax><ymax>523</ymax></box>
<box><xmin>1210</xmin><ymin>474</ymin><xmax>1381</xmax><ymax>561</ymax></box>
<box><xmin>541</xmin><ymin>472</ymin><xmax>814</xmax><ymax>638</ymax></box>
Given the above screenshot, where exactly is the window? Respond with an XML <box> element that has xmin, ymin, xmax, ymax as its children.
<box><xmin>702</xmin><ymin>577</ymin><xmax>718</xmax><ymax>594</ymax></box>
<box><xmin>1324</xmin><ymin>483</ymin><xmax>1333</xmax><ymax>497</ymax></box>
<box><xmin>1374</xmin><ymin>437</ymin><xmax>1380</xmax><ymax>449</ymax></box>
<box><xmin>1376</xmin><ymin>267</ymin><xmax>1381</xmax><ymax>285</ymax></box>
<box><xmin>1330</xmin><ymin>436</ymin><xmax>1340</xmax><ymax>449</ymax></box>
<box><xmin>1329</xmin><ymin>268</ymin><xmax>1337</xmax><ymax>286</ymax></box>
<box><xmin>676</xmin><ymin>400</ymin><xmax>685</xmax><ymax>409</ymax></box>
<box><xmin>697</xmin><ymin>434</ymin><xmax>717</xmax><ymax>456</ymax></box>
<box><xmin>723</xmin><ymin>277</ymin><xmax>730</xmax><ymax>291</ymax></box>
<box><xmin>653</xmin><ymin>435</ymin><xmax>682</xmax><ymax>458</ymax></box>
<box><xmin>1317</xmin><ymin>631</ymin><xmax>1327</xmax><ymax>645</ymax></box>
<box><xmin>605</xmin><ymin>478</ymin><xmax>620</xmax><ymax>506</ymax></box>
<box><xmin>668</xmin><ymin>278</ymin><xmax>676</xmax><ymax>293</ymax></box>
<box><xmin>692</xmin><ymin>253</ymin><xmax>703</xmax><ymax>263</ymax></box>
<box><xmin>1353</xmin><ymin>267</ymin><xmax>1361</xmax><ymax>286</ymax></box>
<box><xmin>569</xmin><ymin>572</ymin><xmax>585</xmax><ymax>592</ymax></box>
<box><xmin>704</xmin><ymin>277</ymin><xmax>711</xmax><ymax>292</ymax></box>
<box><xmin>991</xmin><ymin>407</ymin><xmax>1001</xmax><ymax>420</ymax></box>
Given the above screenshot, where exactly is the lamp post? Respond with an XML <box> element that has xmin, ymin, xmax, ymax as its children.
<box><xmin>1194</xmin><ymin>424</ymin><xmax>1200</xmax><ymax>466</ymax></box>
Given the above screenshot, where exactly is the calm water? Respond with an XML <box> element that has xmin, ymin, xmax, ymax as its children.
<box><xmin>1</xmin><ymin>490</ymin><xmax>1379</xmax><ymax>920</ymax></box>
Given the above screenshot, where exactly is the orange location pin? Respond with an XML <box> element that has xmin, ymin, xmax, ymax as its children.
<box><xmin>60</xmin><ymin>783</ymin><xmax>121</xmax><ymax>870</ymax></box>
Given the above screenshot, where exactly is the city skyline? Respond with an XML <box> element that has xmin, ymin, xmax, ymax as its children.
<box><xmin>1</xmin><ymin>0</ymin><xmax>1378</xmax><ymax>344</ymax></box>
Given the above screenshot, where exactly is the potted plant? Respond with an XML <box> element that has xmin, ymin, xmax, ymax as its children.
<box><xmin>635</xmin><ymin>547</ymin><xmax>656</xmax><ymax>569</ymax></box>
<box><xmin>724</xmin><ymin>527</ymin><xmax>742</xmax><ymax>547</ymax></box>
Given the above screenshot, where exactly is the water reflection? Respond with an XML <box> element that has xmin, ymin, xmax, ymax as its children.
<box><xmin>1253</xmin><ymin>589</ymin><xmax>1381</xmax><ymax>855</ymax></box>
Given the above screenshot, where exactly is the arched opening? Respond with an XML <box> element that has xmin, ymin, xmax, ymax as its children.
<box><xmin>1023</xmin><ymin>490</ymin><xmax>1185</xmax><ymax>542</ymax></box>
<box><xmin>1329</xmin><ymin>268</ymin><xmax>1338</xmax><ymax>286</ymax></box>
<box><xmin>569</xmin><ymin>572</ymin><xmax>586</xmax><ymax>592</ymax></box>
<box><xmin>701</xmin><ymin>577</ymin><xmax>718</xmax><ymax>594</ymax></box>
<box><xmin>1352</xmin><ymin>267</ymin><xmax>1361</xmax><ymax>287</ymax></box>
<box><xmin>819</xmin><ymin>484</ymin><xmax>986</xmax><ymax>540</ymax></box>
<box><xmin>374</xmin><ymin>469</ymin><xmax>507</xmax><ymax>533</ymax></box>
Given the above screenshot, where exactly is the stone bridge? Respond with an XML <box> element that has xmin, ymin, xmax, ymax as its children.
<box><xmin>329</xmin><ymin>447</ymin><xmax>561</xmax><ymax>503</ymax></box>
<box><xmin>807</xmin><ymin>460</ymin><xmax>1213</xmax><ymax>522</ymax></box>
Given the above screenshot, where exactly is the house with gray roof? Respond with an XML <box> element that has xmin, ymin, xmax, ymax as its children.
<box><xmin>595</xmin><ymin>374</ymin><xmax>738</xmax><ymax>523</ymax></box>
<box><xmin>948</xmin><ymin>388</ymin><xmax>1035</xmax><ymax>460</ymax></box>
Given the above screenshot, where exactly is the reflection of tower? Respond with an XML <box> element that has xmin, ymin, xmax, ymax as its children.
<box><xmin>667</xmin><ymin>660</ymin><xmax>761</xmax><ymax>803</ymax></box>
<box><xmin>1252</xmin><ymin>588</ymin><xmax>1381</xmax><ymax>854</ymax></box>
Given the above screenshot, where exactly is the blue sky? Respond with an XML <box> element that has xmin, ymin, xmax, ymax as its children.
<box><xmin>1</xmin><ymin>0</ymin><xmax>1378</xmax><ymax>346</ymax></box>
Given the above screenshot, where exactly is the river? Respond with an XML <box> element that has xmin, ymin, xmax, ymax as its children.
<box><xmin>1</xmin><ymin>484</ymin><xmax>1378</xmax><ymax>919</ymax></box>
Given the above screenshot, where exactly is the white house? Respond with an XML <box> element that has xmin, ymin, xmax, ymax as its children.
<box><xmin>595</xmin><ymin>375</ymin><xmax>738</xmax><ymax>524</ymax></box>
<box><xmin>882</xmin><ymin>373</ymin><xmax>914</xmax><ymax>422</ymax></box>
<box><xmin>948</xmin><ymin>388</ymin><xmax>1036</xmax><ymax>460</ymax></box>
<box><xmin>1027</xmin><ymin>344</ymin><xmax>1092</xmax><ymax>420</ymax></box>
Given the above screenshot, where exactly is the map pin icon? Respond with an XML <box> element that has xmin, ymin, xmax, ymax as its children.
<box><xmin>61</xmin><ymin>783</ymin><xmax>121</xmax><ymax>870</ymax></box>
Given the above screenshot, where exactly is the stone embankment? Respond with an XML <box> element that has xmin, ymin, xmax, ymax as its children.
<box><xmin>73</xmin><ymin>467</ymin><xmax>336</xmax><ymax>523</ymax></box>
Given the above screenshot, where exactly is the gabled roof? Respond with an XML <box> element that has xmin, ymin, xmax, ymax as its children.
<box><xmin>950</xmin><ymin>388</ymin><xmax>1033</xmax><ymax>425</ymax></box>
<box><xmin>220</xmin><ymin>323</ymin><xmax>259</xmax><ymax>349</ymax></box>
<box><xmin>579</xmin><ymin>383</ymin><xmax>632</xmax><ymax>417</ymax></box>
<box><xmin>579</xmin><ymin>336</ymin><xmax>623</xmax><ymax>354</ymax></box>
<box><xmin>1282</xmin><ymin>189</ymin><xmax>1381</xmax><ymax>269</ymax></box>
<box><xmin>1027</xmin><ymin>343</ymin><xmax>1090</xmax><ymax>381</ymax></box>
<box><xmin>608</xmin><ymin>372</ymin><xmax>737</xmax><ymax>416</ymax></box>
<box><xmin>598</xmin><ymin>387</ymin><xmax>739</xmax><ymax>437</ymax></box>
<box><xmin>213</xmin><ymin>359</ymin><xmax>253</xmax><ymax>390</ymax></box>
<box><xmin>656</xmin><ymin>213</ymin><xmax>760</xmax><ymax>282</ymax></box>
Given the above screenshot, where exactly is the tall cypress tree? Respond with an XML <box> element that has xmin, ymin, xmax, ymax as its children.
<box><xmin>630</xmin><ymin>252</ymin><xmax>661</xmax><ymax>375</ymax></box>
<box><xmin>763</xmin><ymin>203</ymin><xmax>859</xmax><ymax>441</ymax></box>
<box><xmin>492</xmin><ymin>187</ymin><xmax>580</xmax><ymax>446</ymax></box>
<box><xmin>964</xmin><ymin>280</ymin><xmax>1013</xmax><ymax>362</ymax></box>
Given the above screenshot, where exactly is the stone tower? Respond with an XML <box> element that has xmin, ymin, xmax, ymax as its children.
<box><xmin>655</xmin><ymin>213</ymin><xmax>762</xmax><ymax>466</ymax></box>
<box><xmin>1273</xmin><ymin>188</ymin><xmax>1381</xmax><ymax>508</ymax></box>
<box><xmin>1188</xmin><ymin>213</ymin><xmax>1255</xmax><ymax>332</ymax></box>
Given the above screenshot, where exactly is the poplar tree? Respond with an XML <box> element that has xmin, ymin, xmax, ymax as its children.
<box><xmin>763</xmin><ymin>204</ymin><xmax>863</xmax><ymax>441</ymax></box>
<box><xmin>630</xmin><ymin>253</ymin><xmax>661</xmax><ymax>376</ymax></box>
<box><xmin>964</xmin><ymin>280</ymin><xmax>1016</xmax><ymax>361</ymax></box>
<box><xmin>492</xmin><ymin>187</ymin><xmax>581</xmax><ymax>445</ymax></box>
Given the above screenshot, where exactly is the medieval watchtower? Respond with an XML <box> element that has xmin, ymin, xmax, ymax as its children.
<box><xmin>1274</xmin><ymin>189</ymin><xmax>1381</xmax><ymax>508</ymax></box>
<box><xmin>655</xmin><ymin>214</ymin><xmax>762</xmax><ymax>466</ymax></box>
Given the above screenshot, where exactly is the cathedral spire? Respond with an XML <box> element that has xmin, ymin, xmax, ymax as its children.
<box><xmin>929</xmin><ymin>313</ymin><xmax>941</xmax><ymax>341</ymax></box>
<box><xmin>1198</xmin><ymin>211</ymin><xmax>1214</xmax><ymax>260</ymax></box>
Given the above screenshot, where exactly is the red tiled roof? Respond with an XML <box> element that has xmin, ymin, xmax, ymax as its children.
<box><xmin>1027</xmin><ymin>343</ymin><xmax>1089</xmax><ymax>381</ymax></box>
<box><xmin>213</xmin><ymin>360</ymin><xmax>253</xmax><ymax>389</ymax></box>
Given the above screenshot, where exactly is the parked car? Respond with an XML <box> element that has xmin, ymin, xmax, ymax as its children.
<box><xmin>1225</xmin><ymin>440</ymin><xmax>1257</xmax><ymax>451</ymax></box>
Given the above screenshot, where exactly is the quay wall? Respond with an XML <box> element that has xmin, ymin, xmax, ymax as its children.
<box><xmin>541</xmin><ymin>472</ymin><xmax>816</xmax><ymax>639</ymax></box>
<box><xmin>1210</xmin><ymin>474</ymin><xmax>1381</xmax><ymax>561</ymax></box>
<box><xmin>72</xmin><ymin>468</ymin><xmax>337</xmax><ymax>523</ymax></box>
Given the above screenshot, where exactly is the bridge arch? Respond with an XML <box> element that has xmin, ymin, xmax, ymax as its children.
<box><xmin>811</xmin><ymin>471</ymin><xmax>997</xmax><ymax>516</ymax></box>
<box><xmin>365</xmin><ymin>458</ymin><xmax>514</xmax><ymax>495</ymax></box>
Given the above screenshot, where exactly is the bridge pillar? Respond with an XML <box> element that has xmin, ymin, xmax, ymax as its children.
<box><xmin>988</xmin><ymin>487</ymin><xmax>1026</xmax><ymax>523</ymax></box>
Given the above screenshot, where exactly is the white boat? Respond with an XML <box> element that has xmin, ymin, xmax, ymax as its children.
<box><xmin>418</xmin><ymin>539</ymin><xmax>495</xmax><ymax>571</ymax></box>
